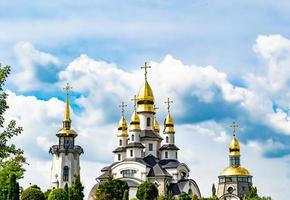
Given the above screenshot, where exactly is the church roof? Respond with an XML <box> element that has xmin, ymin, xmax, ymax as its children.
<box><xmin>112</xmin><ymin>147</ymin><xmax>126</xmax><ymax>153</ymax></box>
<box><xmin>147</xmin><ymin>163</ymin><xmax>172</xmax><ymax>177</ymax></box>
<box><xmin>140</xmin><ymin>130</ymin><xmax>163</xmax><ymax>140</ymax></box>
<box><xmin>159</xmin><ymin>159</ymin><xmax>180</xmax><ymax>168</ymax></box>
<box><xmin>126</xmin><ymin>142</ymin><xmax>145</xmax><ymax>149</ymax></box>
<box><xmin>159</xmin><ymin>144</ymin><xmax>180</xmax><ymax>151</ymax></box>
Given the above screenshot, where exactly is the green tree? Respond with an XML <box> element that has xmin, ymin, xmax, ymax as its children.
<box><xmin>7</xmin><ymin>173</ymin><xmax>19</xmax><ymax>200</ymax></box>
<box><xmin>70</xmin><ymin>175</ymin><xmax>84</xmax><ymax>200</ymax></box>
<box><xmin>123</xmin><ymin>189</ymin><xmax>129</xmax><ymax>200</ymax></box>
<box><xmin>211</xmin><ymin>184</ymin><xmax>216</xmax><ymax>197</ymax></box>
<box><xmin>136</xmin><ymin>181</ymin><xmax>158</xmax><ymax>200</ymax></box>
<box><xmin>64</xmin><ymin>183</ymin><xmax>69</xmax><ymax>200</ymax></box>
<box><xmin>0</xmin><ymin>65</ymin><xmax>25</xmax><ymax>200</ymax></box>
<box><xmin>20</xmin><ymin>186</ymin><xmax>45</xmax><ymax>200</ymax></box>
<box><xmin>48</xmin><ymin>188</ymin><xmax>67</xmax><ymax>200</ymax></box>
<box><xmin>95</xmin><ymin>177</ymin><xmax>129</xmax><ymax>200</ymax></box>
<box><xmin>44</xmin><ymin>189</ymin><xmax>51</xmax><ymax>200</ymax></box>
<box><xmin>158</xmin><ymin>192</ymin><xmax>176</xmax><ymax>200</ymax></box>
<box><xmin>179</xmin><ymin>192</ymin><xmax>191</xmax><ymax>200</ymax></box>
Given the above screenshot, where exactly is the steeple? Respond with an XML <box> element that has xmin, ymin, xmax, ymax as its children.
<box><xmin>164</xmin><ymin>98</ymin><xmax>175</xmax><ymax>133</ymax></box>
<box><xmin>118</xmin><ymin>101</ymin><xmax>128</xmax><ymax>137</ymax></box>
<box><xmin>137</xmin><ymin>62</ymin><xmax>155</xmax><ymax>113</ymax></box>
<box><xmin>57</xmin><ymin>83</ymin><xmax>77</xmax><ymax>137</ymax></box>
<box><xmin>130</xmin><ymin>95</ymin><xmax>140</xmax><ymax>130</ymax></box>
<box><xmin>229</xmin><ymin>121</ymin><xmax>240</xmax><ymax>156</ymax></box>
<box><xmin>153</xmin><ymin>105</ymin><xmax>160</xmax><ymax>133</ymax></box>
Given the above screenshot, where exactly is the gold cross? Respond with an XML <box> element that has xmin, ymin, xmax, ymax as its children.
<box><xmin>230</xmin><ymin>121</ymin><xmax>239</xmax><ymax>136</ymax></box>
<box><xmin>141</xmin><ymin>62</ymin><xmax>151</xmax><ymax>80</ymax></box>
<box><xmin>164</xmin><ymin>97</ymin><xmax>173</xmax><ymax>113</ymax></box>
<box><xmin>119</xmin><ymin>101</ymin><xmax>127</xmax><ymax>116</ymax></box>
<box><xmin>63</xmin><ymin>83</ymin><xmax>72</xmax><ymax>95</ymax></box>
<box><xmin>131</xmin><ymin>95</ymin><xmax>138</xmax><ymax>111</ymax></box>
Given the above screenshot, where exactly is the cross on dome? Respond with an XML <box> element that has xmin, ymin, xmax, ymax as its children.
<box><xmin>63</xmin><ymin>83</ymin><xmax>72</xmax><ymax>95</ymax></box>
<box><xmin>119</xmin><ymin>101</ymin><xmax>127</xmax><ymax>116</ymax></box>
<box><xmin>230</xmin><ymin>121</ymin><xmax>239</xmax><ymax>136</ymax></box>
<box><xmin>131</xmin><ymin>95</ymin><xmax>138</xmax><ymax>111</ymax></box>
<box><xmin>141</xmin><ymin>62</ymin><xmax>151</xmax><ymax>80</ymax></box>
<box><xmin>164</xmin><ymin>97</ymin><xmax>173</xmax><ymax>113</ymax></box>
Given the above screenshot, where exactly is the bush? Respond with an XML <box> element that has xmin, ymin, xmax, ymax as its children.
<box><xmin>21</xmin><ymin>187</ymin><xmax>45</xmax><ymax>200</ymax></box>
<box><xmin>48</xmin><ymin>188</ymin><xmax>67</xmax><ymax>200</ymax></box>
<box><xmin>179</xmin><ymin>192</ymin><xmax>191</xmax><ymax>200</ymax></box>
<box><xmin>95</xmin><ymin>178</ymin><xmax>129</xmax><ymax>200</ymax></box>
<box><xmin>136</xmin><ymin>181</ymin><xmax>158</xmax><ymax>200</ymax></box>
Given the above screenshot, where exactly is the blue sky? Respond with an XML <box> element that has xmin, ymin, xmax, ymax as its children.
<box><xmin>1</xmin><ymin>0</ymin><xmax>290</xmax><ymax>199</ymax></box>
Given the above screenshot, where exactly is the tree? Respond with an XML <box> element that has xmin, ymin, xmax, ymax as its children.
<box><xmin>20</xmin><ymin>186</ymin><xmax>45</xmax><ymax>200</ymax></box>
<box><xmin>123</xmin><ymin>189</ymin><xmax>129</xmax><ymax>200</ymax></box>
<box><xmin>136</xmin><ymin>181</ymin><xmax>158</xmax><ymax>200</ymax></box>
<box><xmin>95</xmin><ymin>178</ymin><xmax>129</xmax><ymax>200</ymax></box>
<box><xmin>7</xmin><ymin>173</ymin><xmax>19</xmax><ymax>200</ymax></box>
<box><xmin>179</xmin><ymin>192</ymin><xmax>191</xmax><ymax>200</ymax></box>
<box><xmin>158</xmin><ymin>192</ymin><xmax>176</xmax><ymax>200</ymax></box>
<box><xmin>0</xmin><ymin>65</ymin><xmax>26</xmax><ymax>200</ymax></box>
<box><xmin>64</xmin><ymin>183</ymin><xmax>69</xmax><ymax>200</ymax></box>
<box><xmin>48</xmin><ymin>188</ymin><xmax>67</xmax><ymax>200</ymax></box>
<box><xmin>44</xmin><ymin>189</ymin><xmax>51</xmax><ymax>200</ymax></box>
<box><xmin>211</xmin><ymin>184</ymin><xmax>216</xmax><ymax>197</ymax></box>
<box><xmin>70</xmin><ymin>175</ymin><xmax>84</xmax><ymax>200</ymax></box>
<box><xmin>245</xmin><ymin>187</ymin><xmax>272</xmax><ymax>200</ymax></box>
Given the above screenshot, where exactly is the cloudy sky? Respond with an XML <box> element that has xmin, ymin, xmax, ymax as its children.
<box><xmin>1</xmin><ymin>0</ymin><xmax>290</xmax><ymax>199</ymax></box>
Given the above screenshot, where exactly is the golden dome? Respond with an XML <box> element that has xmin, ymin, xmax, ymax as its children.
<box><xmin>137</xmin><ymin>80</ymin><xmax>155</xmax><ymax>113</ymax></box>
<box><xmin>130</xmin><ymin>111</ymin><xmax>140</xmax><ymax>130</ymax></box>
<box><xmin>57</xmin><ymin>128</ymin><xmax>77</xmax><ymax>136</ymax></box>
<box><xmin>118</xmin><ymin>116</ymin><xmax>128</xmax><ymax>137</ymax></box>
<box><xmin>229</xmin><ymin>136</ymin><xmax>240</xmax><ymax>156</ymax></box>
<box><xmin>220</xmin><ymin>166</ymin><xmax>251</xmax><ymax>176</ymax></box>
<box><xmin>153</xmin><ymin>116</ymin><xmax>160</xmax><ymax>133</ymax></box>
<box><xmin>164</xmin><ymin>113</ymin><xmax>175</xmax><ymax>133</ymax></box>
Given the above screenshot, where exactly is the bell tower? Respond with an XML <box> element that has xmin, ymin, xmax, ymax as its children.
<box><xmin>49</xmin><ymin>83</ymin><xmax>84</xmax><ymax>188</ymax></box>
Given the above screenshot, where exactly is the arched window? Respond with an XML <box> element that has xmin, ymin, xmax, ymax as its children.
<box><xmin>131</xmin><ymin>134</ymin><xmax>135</xmax><ymax>142</ymax></box>
<box><xmin>118</xmin><ymin>154</ymin><xmax>121</xmax><ymax>161</ymax></box>
<box><xmin>165</xmin><ymin>151</ymin><xmax>168</xmax><ymax>159</ymax></box>
<box><xmin>119</xmin><ymin>139</ymin><xmax>122</xmax><ymax>146</ymax></box>
<box><xmin>166</xmin><ymin>136</ymin><xmax>169</xmax><ymax>143</ymax></box>
<box><xmin>63</xmin><ymin>166</ymin><xmax>69</xmax><ymax>181</ymax></box>
<box><xmin>130</xmin><ymin>150</ymin><xmax>133</xmax><ymax>157</ymax></box>
<box><xmin>147</xmin><ymin>117</ymin><xmax>151</xmax><ymax>126</ymax></box>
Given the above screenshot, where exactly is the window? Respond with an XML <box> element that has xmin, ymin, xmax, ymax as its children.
<box><xmin>121</xmin><ymin>169</ymin><xmax>137</xmax><ymax>177</ymax></box>
<box><xmin>130</xmin><ymin>150</ymin><xmax>133</xmax><ymax>157</ymax></box>
<box><xmin>63</xmin><ymin>166</ymin><xmax>69</xmax><ymax>181</ymax></box>
<box><xmin>118</xmin><ymin>154</ymin><xmax>121</xmax><ymax>161</ymax></box>
<box><xmin>119</xmin><ymin>140</ymin><xmax>122</xmax><ymax>146</ymax></box>
<box><xmin>166</xmin><ymin>136</ymin><xmax>169</xmax><ymax>143</ymax></box>
<box><xmin>230</xmin><ymin>156</ymin><xmax>240</xmax><ymax>166</ymax></box>
<box><xmin>176</xmin><ymin>152</ymin><xmax>178</xmax><ymax>159</ymax></box>
<box><xmin>165</xmin><ymin>151</ymin><xmax>168</xmax><ymax>158</ymax></box>
<box><xmin>131</xmin><ymin>134</ymin><xmax>135</xmax><ymax>142</ymax></box>
<box><xmin>147</xmin><ymin>117</ymin><xmax>151</xmax><ymax>126</ymax></box>
<box><xmin>149</xmin><ymin>143</ymin><xmax>153</xmax><ymax>151</ymax></box>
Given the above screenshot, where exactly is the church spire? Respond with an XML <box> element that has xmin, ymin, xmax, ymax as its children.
<box><xmin>64</xmin><ymin>83</ymin><xmax>72</xmax><ymax>122</ymax></box>
<box><xmin>164</xmin><ymin>97</ymin><xmax>175</xmax><ymax>133</ymax></box>
<box><xmin>229</xmin><ymin>121</ymin><xmax>240</xmax><ymax>156</ymax></box>
<box><xmin>153</xmin><ymin>105</ymin><xmax>160</xmax><ymax>133</ymax></box>
<box><xmin>130</xmin><ymin>95</ymin><xmax>140</xmax><ymax>130</ymax></box>
<box><xmin>118</xmin><ymin>101</ymin><xmax>128</xmax><ymax>137</ymax></box>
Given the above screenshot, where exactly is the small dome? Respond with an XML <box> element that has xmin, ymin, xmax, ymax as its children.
<box><xmin>137</xmin><ymin>80</ymin><xmax>154</xmax><ymax>113</ymax></box>
<box><xmin>164</xmin><ymin>113</ymin><xmax>175</xmax><ymax>133</ymax></box>
<box><xmin>229</xmin><ymin>136</ymin><xmax>240</xmax><ymax>156</ymax></box>
<box><xmin>57</xmin><ymin>128</ymin><xmax>77</xmax><ymax>137</ymax></box>
<box><xmin>153</xmin><ymin>116</ymin><xmax>160</xmax><ymax>133</ymax></box>
<box><xmin>220</xmin><ymin>166</ymin><xmax>251</xmax><ymax>176</ymax></box>
<box><xmin>118</xmin><ymin>116</ymin><xmax>128</xmax><ymax>137</ymax></box>
<box><xmin>130</xmin><ymin>111</ymin><xmax>140</xmax><ymax>130</ymax></box>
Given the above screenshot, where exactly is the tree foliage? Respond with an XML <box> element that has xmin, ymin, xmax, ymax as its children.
<box><xmin>122</xmin><ymin>189</ymin><xmax>129</xmax><ymax>200</ymax></box>
<box><xmin>7</xmin><ymin>173</ymin><xmax>19</xmax><ymax>200</ymax></box>
<box><xmin>95</xmin><ymin>177</ymin><xmax>129</xmax><ymax>200</ymax></box>
<box><xmin>20</xmin><ymin>186</ymin><xmax>45</xmax><ymax>200</ymax></box>
<box><xmin>136</xmin><ymin>181</ymin><xmax>158</xmax><ymax>200</ymax></box>
<box><xmin>70</xmin><ymin>175</ymin><xmax>84</xmax><ymax>200</ymax></box>
<box><xmin>179</xmin><ymin>192</ymin><xmax>191</xmax><ymax>200</ymax></box>
<box><xmin>0</xmin><ymin>65</ymin><xmax>26</xmax><ymax>199</ymax></box>
<box><xmin>48</xmin><ymin>188</ymin><xmax>67</xmax><ymax>200</ymax></box>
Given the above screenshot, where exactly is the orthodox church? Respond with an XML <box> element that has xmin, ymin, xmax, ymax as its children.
<box><xmin>88</xmin><ymin>63</ymin><xmax>201</xmax><ymax>199</ymax></box>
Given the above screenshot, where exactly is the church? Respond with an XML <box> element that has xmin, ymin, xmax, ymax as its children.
<box><xmin>88</xmin><ymin>63</ymin><xmax>201</xmax><ymax>199</ymax></box>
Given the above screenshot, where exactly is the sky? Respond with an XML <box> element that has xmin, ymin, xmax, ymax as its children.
<box><xmin>1</xmin><ymin>0</ymin><xmax>290</xmax><ymax>199</ymax></box>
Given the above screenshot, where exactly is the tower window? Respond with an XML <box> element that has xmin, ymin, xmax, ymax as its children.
<box><xmin>147</xmin><ymin>117</ymin><xmax>151</xmax><ymax>126</ymax></box>
<box><xmin>118</xmin><ymin>154</ymin><xmax>121</xmax><ymax>161</ymax></box>
<box><xmin>63</xmin><ymin>166</ymin><xmax>69</xmax><ymax>181</ymax></box>
<box><xmin>176</xmin><ymin>152</ymin><xmax>178</xmax><ymax>159</ymax></box>
<box><xmin>149</xmin><ymin>143</ymin><xmax>153</xmax><ymax>151</ymax></box>
<box><xmin>119</xmin><ymin>139</ymin><xmax>122</xmax><ymax>146</ymax></box>
<box><xmin>131</xmin><ymin>134</ymin><xmax>135</xmax><ymax>142</ymax></box>
<box><xmin>166</xmin><ymin>136</ymin><xmax>169</xmax><ymax>143</ymax></box>
<box><xmin>165</xmin><ymin>151</ymin><xmax>168</xmax><ymax>158</ymax></box>
<box><xmin>130</xmin><ymin>150</ymin><xmax>133</xmax><ymax>157</ymax></box>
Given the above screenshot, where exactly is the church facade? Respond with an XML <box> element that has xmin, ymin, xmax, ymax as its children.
<box><xmin>88</xmin><ymin>63</ymin><xmax>201</xmax><ymax>199</ymax></box>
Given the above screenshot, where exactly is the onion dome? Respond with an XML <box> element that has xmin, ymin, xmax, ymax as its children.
<box><xmin>57</xmin><ymin>83</ymin><xmax>77</xmax><ymax>137</ymax></box>
<box><xmin>229</xmin><ymin>136</ymin><xmax>240</xmax><ymax>156</ymax></box>
<box><xmin>130</xmin><ymin>111</ymin><xmax>140</xmax><ymax>130</ymax></box>
<box><xmin>137</xmin><ymin>80</ymin><xmax>155</xmax><ymax>113</ymax></box>
<box><xmin>220</xmin><ymin>166</ymin><xmax>251</xmax><ymax>176</ymax></box>
<box><xmin>164</xmin><ymin>113</ymin><xmax>175</xmax><ymax>133</ymax></box>
<box><xmin>118</xmin><ymin>116</ymin><xmax>128</xmax><ymax>137</ymax></box>
<box><xmin>153</xmin><ymin>116</ymin><xmax>160</xmax><ymax>133</ymax></box>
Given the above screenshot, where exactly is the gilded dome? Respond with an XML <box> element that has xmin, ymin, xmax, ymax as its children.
<box><xmin>229</xmin><ymin>136</ymin><xmax>240</xmax><ymax>156</ymax></box>
<box><xmin>118</xmin><ymin>116</ymin><xmax>128</xmax><ymax>137</ymax></box>
<box><xmin>164</xmin><ymin>113</ymin><xmax>175</xmax><ymax>133</ymax></box>
<box><xmin>57</xmin><ymin>128</ymin><xmax>77</xmax><ymax>136</ymax></box>
<box><xmin>153</xmin><ymin>116</ymin><xmax>160</xmax><ymax>133</ymax></box>
<box><xmin>220</xmin><ymin>166</ymin><xmax>251</xmax><ymax>176</ymax></box>
<box><xmin>137</xmin><ymin>80</ymin><xmax>155</xmax><ymax>113</ymax></box>
<box><xmin>130</xmin><ymin>111</ymin><xmax>140</xmax><ymax>130</ymax></box>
